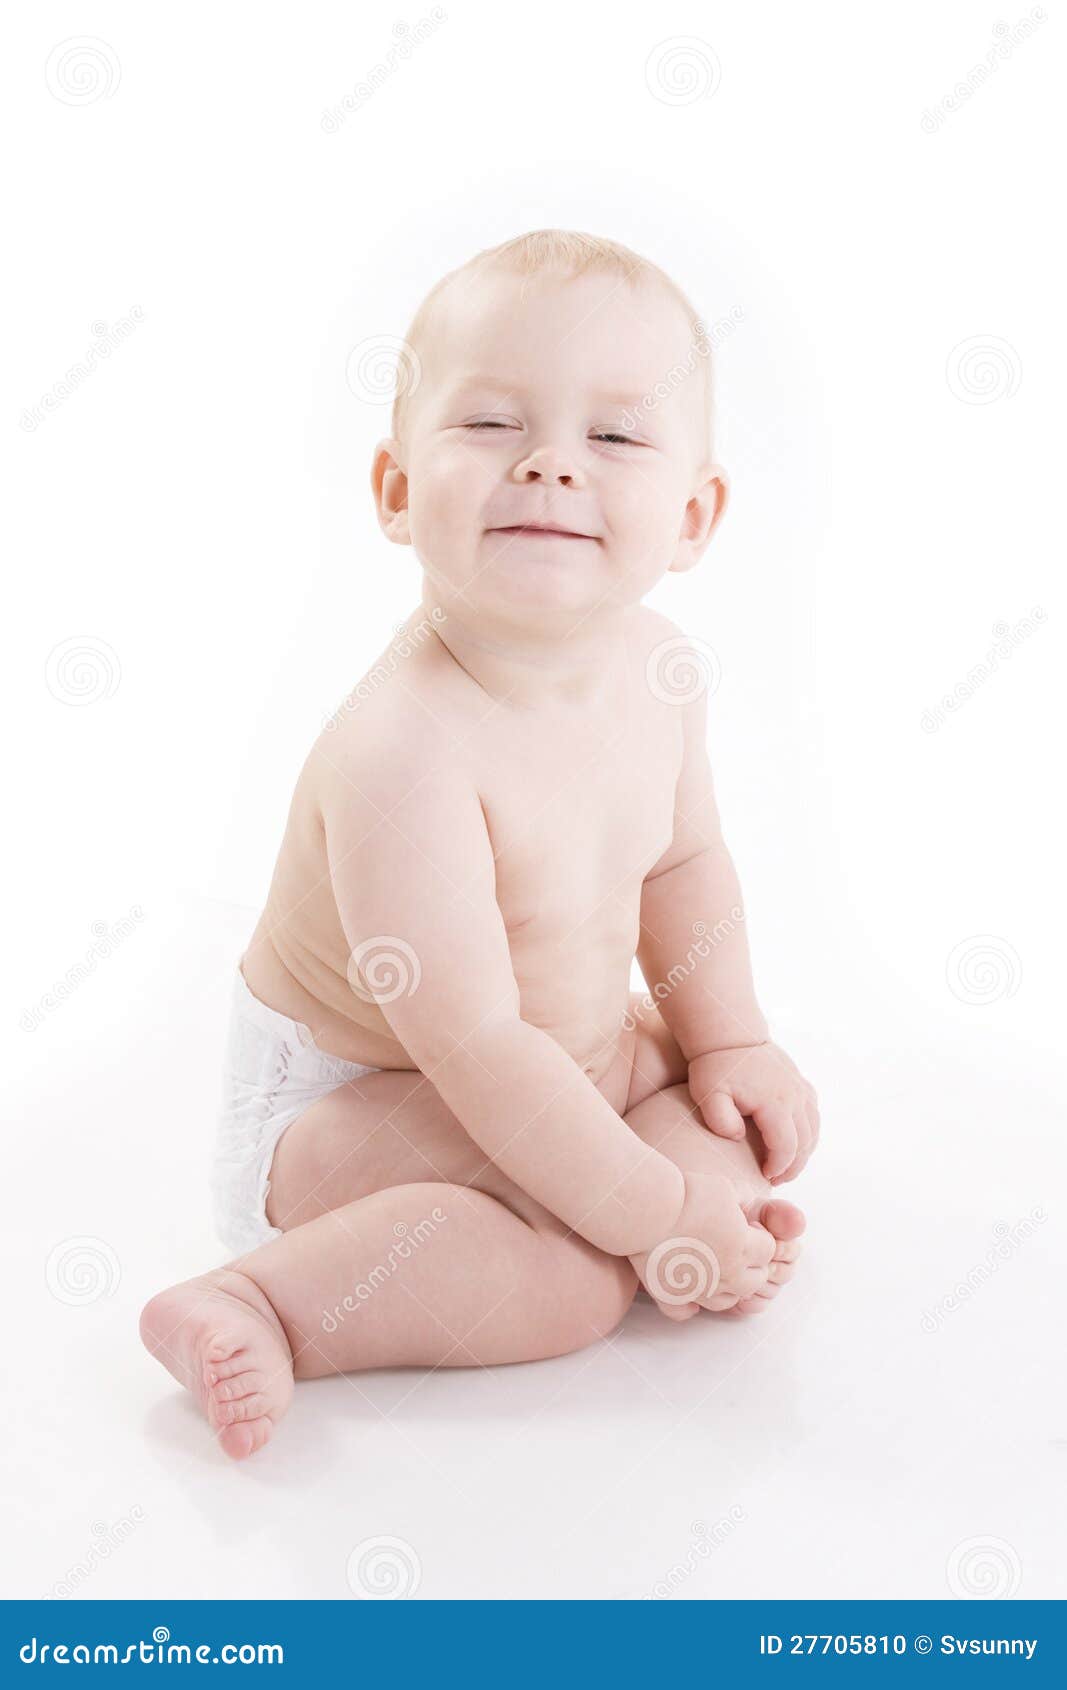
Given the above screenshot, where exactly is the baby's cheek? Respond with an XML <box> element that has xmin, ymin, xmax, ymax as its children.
<box><xmin>613</xmin><ymin>498</ymin><xmax>678</xmax><ymax>583</ymax></box>
<box><xmin>409</xmin><ymin>480</ymin><xmax>475</xmax><ymax>579</ymax></box>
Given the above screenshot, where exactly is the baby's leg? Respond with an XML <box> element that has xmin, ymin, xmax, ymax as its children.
<box><xmin>623</xmin><ymin>1082</ymin><xmax>805</xmax><ymax>1316</ymax></box>
<box><xmin>140</xmin><ymin>1178</ymin><xmax>637</xmax><ymax>1460</ymax></box>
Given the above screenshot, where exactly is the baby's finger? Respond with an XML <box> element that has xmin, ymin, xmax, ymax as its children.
<box><xmin>806</xmin><ymin>1096</ymin><xmax>821</xmax><ymax>1151</ymax></box>
<box><xmin>699</xmin><ymin>1091</ymin><xmax>746</xmax><ymax>1140</ymax></box>
<box><xmin>753</xmin><ymin>1104</ymin><xmax>797</xmax><ymax>1181</ymax></box>
<box><xmin>786</xmin><ymin>1099</ymin><xmax>822</xmax><ymax>1181</ymax></box>
<box><xmin>769</xmin><ymin>1108</ymin><xmax>812</xmax><ymax>1185</ymax></box>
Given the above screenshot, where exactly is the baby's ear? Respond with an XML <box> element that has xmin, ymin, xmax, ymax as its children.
<box><xmin>668</xmin><ymin>465</ymin><xmax>729</xmax><ymax>574</ymax></box>
<box><xmin>370</xmin><ymin>437</ymin><xmax>412</xmax><ymax>545</ymax></box>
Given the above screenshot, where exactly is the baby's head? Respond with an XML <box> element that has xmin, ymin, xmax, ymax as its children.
<box><xmin>372</xmin><ymin>230</ymin><xmax>728</xmax><ymax>635</ymax></box>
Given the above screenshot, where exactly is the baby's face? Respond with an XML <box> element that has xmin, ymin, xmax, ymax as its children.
<box><xmin>382</xmin><ymin>268</ymin><xmax>721</xmax><ymax>632</ymax></box>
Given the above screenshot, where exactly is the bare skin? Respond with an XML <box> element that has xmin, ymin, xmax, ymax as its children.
<box><xmin>141</xmin><ymin>260</ymin><xmax>818</xmax><ymax>1458</ymax></box>
<box><xmin>140</xmin><ymin>1078</ymin><xmax>803</xmax><ymax>1460</ymax></box>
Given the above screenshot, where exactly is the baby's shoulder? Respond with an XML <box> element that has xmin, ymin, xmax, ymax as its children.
<box><xmin>628</xmin><ymin>603</ymin><xmax>686</xmax><ymax>652</ymax></box>
<box><xmin>308</xmin><ymin>646</ymin><xmax>473</xmax><ymax>822</ymax></box>
<box><xmin>625</xmin><ymin>605</ymin><xmax>695</xmax><ymax>680</ymax></box>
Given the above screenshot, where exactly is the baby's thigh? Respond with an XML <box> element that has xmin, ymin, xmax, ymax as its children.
<box><xmin>267</xmin><ymin>1066</ymin><xmax>638</xmax><ymax>1325</ymax></box>
<box><xmin>266</xmin><ymin>1066</ymin><xmax>567</xmax><ymax>1234</ymax></box>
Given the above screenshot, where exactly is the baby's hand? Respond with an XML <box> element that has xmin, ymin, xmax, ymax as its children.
<box><xmin>688</xmin><ymin>1042</ymin><xmax>820</xmax><ymax>1184</ymax></box>
<box><xmin>628</xmin><ymin>1170</ymin><xmax>777</xmax><ymax>1319</ymax></box>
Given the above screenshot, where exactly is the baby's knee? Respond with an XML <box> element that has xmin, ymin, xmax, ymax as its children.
<box><xmin>552</xmin><ymin>1240</ymin><xmax>639</xmax><ymax>1350</ymax></box>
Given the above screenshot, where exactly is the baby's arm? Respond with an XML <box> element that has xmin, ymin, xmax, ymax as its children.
<box><xmin>321</xmin><ymin>754</ymin><xmax>685</xmax><ymax>1258</ymax></box>
<box><xmin>636</xmin><ymin>679</ymin><xmax>820</xmax><ymax>1183</ymax></box>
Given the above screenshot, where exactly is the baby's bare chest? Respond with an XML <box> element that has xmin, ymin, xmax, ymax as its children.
<box><xmin>479</xmin><ymin>707</ymin><xmax>682</xmax><ymax>936</ymax></box>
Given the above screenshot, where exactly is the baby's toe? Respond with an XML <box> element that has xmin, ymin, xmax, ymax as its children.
<box><xmin>211</xmin><ymin>1368</ymin><xmax>267</xmax><ymax>1404</ymax></box>
<box><xmin>203</xmin><ymin>1332</ymin><xmax>243</xmax><ymax>1369</ymax></box>
<box><xmin>654</xmin><ymin>1298</ymin><xmax>701</xmax><ymax>1321</ymax></box>
<box><xmin>773</xmin><ymin>1234</ymin><xmax>804</xmax><ymax>1262</ymax></box>
<box><xmin>215</xmin><ymin>1390</ymin><xmax>270</xmax><ymax>1426</ymax></box>
<box><xmin>757</xmin><ymin>1198</ymin><xmax>806</xmax><ymax>1242</ymax></box>
<box><xmin>217</xmin><ymin>1417</ymin><xmax>273</xmax><ymax>1461</ymax></box>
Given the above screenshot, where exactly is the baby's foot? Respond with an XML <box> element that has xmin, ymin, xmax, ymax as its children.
<box><xmin>654</xmin><ymin>1194</ymin><xmax>805</xmax><ymax>1321</ymax></box>
<box><xmin>139</xmin><ymin>1268</ymin><xmax>294</xmax><ymax>1459</ymax></box>
<box><xmin>723</xmin><ymin>1196</ymin><xmax>805</xmax><ymax>1316</ymax></box>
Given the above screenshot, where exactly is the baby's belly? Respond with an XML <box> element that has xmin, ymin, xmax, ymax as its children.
<box><xmin>244</xmin><ymin>906</ymin><xmax>637</xmax><ymax>1086</ymax></box>
<box><xmin>506</xmin><ymin>925</ymin><xmax>637</xmax><ymax>1083</ymax></box>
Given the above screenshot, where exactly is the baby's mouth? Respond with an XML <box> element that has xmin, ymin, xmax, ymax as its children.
<box><xmin>488</xmin><ymin>524</ymin><xmax>596</xmax><ymax>541</ymax></box>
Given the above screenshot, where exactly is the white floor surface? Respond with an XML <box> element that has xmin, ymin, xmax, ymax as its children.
<box><xmin>5</xmin><ymin>894</ymin><xmax>1063</xmax><ymax>1601</ymax></box>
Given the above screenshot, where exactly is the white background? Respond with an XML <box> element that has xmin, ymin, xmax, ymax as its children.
<box><xmin>3</xmin><ymin>1</ymin><xmax>1063</xmax><ymax>1601</ymax></box>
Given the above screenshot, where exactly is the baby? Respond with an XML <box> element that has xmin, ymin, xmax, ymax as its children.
<box><xmin>141</xmin><ymin>229</ymin><xmax>819</xmax><ymax>1459</ymax></box>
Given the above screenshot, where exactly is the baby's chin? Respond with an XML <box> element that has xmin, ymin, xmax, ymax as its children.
<box><xmin>477</xmin><ymin>547</ymin><xmax>617</xmax><ymax>620</ymax></box>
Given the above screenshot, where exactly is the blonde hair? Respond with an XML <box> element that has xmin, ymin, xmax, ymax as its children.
<box><xmin>390</xmin><ymin>228</ymin><xmax>714</xmax><ymax>456</ymax></box>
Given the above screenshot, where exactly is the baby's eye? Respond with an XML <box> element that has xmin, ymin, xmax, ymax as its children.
<box><xmin>592</xmin><ymin>431</ymin><xmax>639</xmax><ymax>446</ymax></box>
<box><xmin>464</xmin><ymin>419</ymin><xmax>515</xmax><ymax>430</ymax></box>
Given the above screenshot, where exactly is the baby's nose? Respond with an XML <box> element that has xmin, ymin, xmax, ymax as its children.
<box><xmin>512</xmin><ymin>445</ymin><xmax>585</xmax><ymax>487</ymax></box>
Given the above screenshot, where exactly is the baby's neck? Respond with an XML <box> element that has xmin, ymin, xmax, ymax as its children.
<box><xmin>418</xmin><ymin>589</ymin><xmax>632</xmax><ymax>713</ymax></box>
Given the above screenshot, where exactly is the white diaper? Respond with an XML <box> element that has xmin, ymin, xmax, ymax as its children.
<box><xmin>211</xmin><ymin>962</ymin><xmax>381</xmax><ymax>1257</ymax></box>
